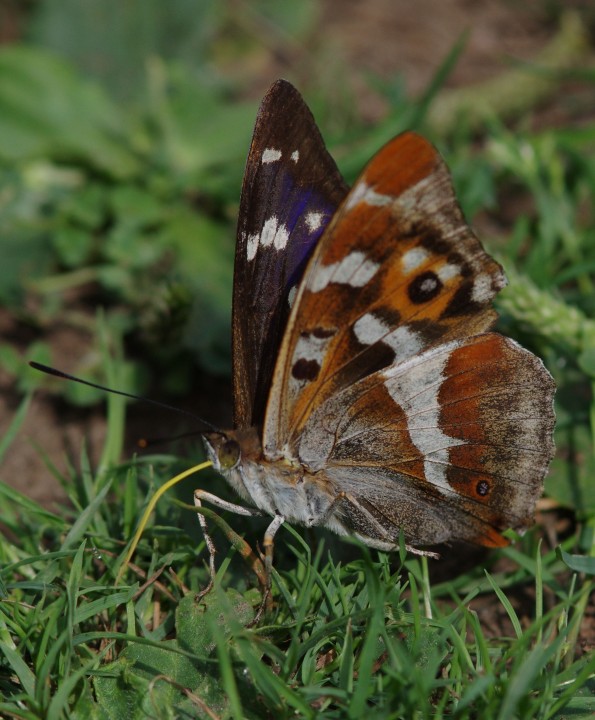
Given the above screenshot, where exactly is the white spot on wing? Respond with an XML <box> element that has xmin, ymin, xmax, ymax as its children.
<box><xmin>437</xmin><ymin>263</ymin><xmax>459</xmax><ymax>282</ymax></box>
<box><xmin>293</xmin><ymin>333</ymin><xmax>328</xmax><ymax>365</ymax></box>
<box><xmin>345</xmin><ymin>181</ymin><xmax>393</xmax><ymax>211</ymax></box>
<box><xmin>263</xmin><ymin>217</ymin><xmax>289</xmax><ymax>250</ymax></box>
<box><xmin>287</xmin><ymin>285</ymin><xmax>297</xmax><ymax>308</ymax></box>
<box><xmin>246</xmin><ymin>217</ymin><xmax>289</xmax><ymax>259</ymax></box>
<box><xmin>246</xmin><ymin>233</ymin><xmax>259</xmax><ymax>261</ymax></box>
<box><xmin>291</xmin><ymin>150</ymin><xmax>299</xmax><ymax>163</ymax></box>
<box><xmin>471</xmin><ymin>273</ymin><xmax>493</xmax><ymax>303</ymax></box>
<box><xmin>262</xmin><ymin>148</ymin><xmax>282</xmax><ymax>163</ymax></box>
<box><xmin>401</xmin><ymin>247</ymin><xmax>429</xmax><ymax>273</ymax></box>
<box><xmin>309</xmin><ymin>251</ymin><xmax>379</xmax><ymax>293</ymax></box>
<box><xmin>273</xmin><ymin>224</ymin><xmax>289</xmax><ymax>250</ymax></box>
<box><xmin>289</xmin><ymin>330</ymin><xmax>333</xmax><ymax>394</ymax></box>
<box><xmin>353</xmin><ymin>314</ymin><xmax>423</xmax><ymax>361</ymax></box>
<box><xmin>305</xmin><ymin>211</ymin><xmax>324</xmax><ymax>232</ymax></box>
<box><xmin>344</xmin><ymin>183</ymin><xmax>366</xmax><ymax>211</ymax></box>
<box><xmin>353</xmin><ymin>313</ymin><xmax>388</xmax><ymax>346</ymax></box>
<box><xmin>260</xmin><ymin>217</ymin><xmax>278</xmax><ymax>247</ymax></box>
<box><xmin>386</xmin><ymin>326</ymin><xmax>424</xmax><ymax>359</ymax></box>
<box><xmin>420</xmin><ymin>275</ymin><xmax>439</xmax><ymax>294</ymax></box>
<box><xmin>382</xmin><ymin>343</ymin><xmax>464</xmax><ymax>495</ymax></box>
<box><xmin>365</xmin><ymin>187</ymin><xmax>393</xmax><ymax>206</ymax></box>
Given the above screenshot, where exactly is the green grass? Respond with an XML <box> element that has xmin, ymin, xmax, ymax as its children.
<box><xmin>0</xmin><ymin>438</ymin><xmax>593</xmax><ymax>718</ymax></box>
<box><xmin>1</xmin><ymin>2</ymin><xmax>595</xmax><ymax>718</ymax></box>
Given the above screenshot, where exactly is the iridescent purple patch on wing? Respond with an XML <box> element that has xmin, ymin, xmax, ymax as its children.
<box><xmin>232</xmin><ymin>80</ymin><xmax>349</xmax><ymax>428</ymax></box>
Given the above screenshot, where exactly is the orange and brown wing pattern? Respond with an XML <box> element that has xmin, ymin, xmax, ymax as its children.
<box><xmin>263</xmin><ymin>132</ymin><xmax>506</xmax><ymax>459</ymax></box>
<box><xmin>297</xmin><ymin>333</ymin><xmax>555</xmax><ymax>548</ymax></box>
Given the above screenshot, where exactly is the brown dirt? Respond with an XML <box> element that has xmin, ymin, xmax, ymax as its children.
<box><xmin>322</xmin><ymin>0</ymin><xmax>554</xmax><ymax>117</ymax></box>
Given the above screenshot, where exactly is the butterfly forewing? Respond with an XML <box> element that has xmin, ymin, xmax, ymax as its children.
<box><xmin>233</xmin><ymin>80</ymin><xmax>348</xmax><ymax>429</ymax></box>
<box><xmin>263</xmin><ymin>132</ymin><xmax>506</xmax><ymax>458</ymax></box>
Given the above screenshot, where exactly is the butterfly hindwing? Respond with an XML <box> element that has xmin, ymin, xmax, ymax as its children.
<box><xmin>295</xmin><ymin>332</ymin><xmax>555</xmax><ymax>546</ymax></box>
<box><xmin>233</xmin><ymin>80</ymin><xmax>349</xmax><ymax>429</ymax></box>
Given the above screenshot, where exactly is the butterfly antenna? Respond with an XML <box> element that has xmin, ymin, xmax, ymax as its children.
<box><xmin>137</xmin><ymin>429</ymin><xmax>208</xmax><ymax>448</ymax></box>
<box><xmin>28</xmin><ymin>361</ymin><xmax>220</xmax><ymax>433</ymax></box>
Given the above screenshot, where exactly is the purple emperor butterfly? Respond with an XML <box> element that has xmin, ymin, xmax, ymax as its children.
<box><xmin>198</xmin><ymin>80</ymin><xmax>555</xmax><ymax>595</ymax></box>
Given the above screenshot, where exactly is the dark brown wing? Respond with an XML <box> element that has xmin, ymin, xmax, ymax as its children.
<box><xmin>232</xmin><ymin>80</ymin><xmax>348</xmax><ymax>429</ymax></box>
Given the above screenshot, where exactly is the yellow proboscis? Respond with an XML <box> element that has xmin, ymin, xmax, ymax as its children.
<box><xmin>116</xmin><ymin>460</ymin><xmax>213</xmax><ymax>584</ymax></box>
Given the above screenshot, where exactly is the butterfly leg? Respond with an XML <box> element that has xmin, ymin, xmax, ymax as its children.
<box><xmin>323</xmin><ymin>491</ymin><xmax>440</xmax><ymax>559</ymax></box>
<box><xmin>193</xmin><ymin>489</ymin><xmax>264</xmax><ymax>600</ymax></box>
<box><xmin>250</xmin><ymin>513</ymin><xmax>285</xmax><ymax>625</ymax></box>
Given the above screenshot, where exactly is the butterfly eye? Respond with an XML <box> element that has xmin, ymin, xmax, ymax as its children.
<box><xmin>218</xmin><ymin>440</ymin><xmax>241</xmax><ymax>470</ymax></box>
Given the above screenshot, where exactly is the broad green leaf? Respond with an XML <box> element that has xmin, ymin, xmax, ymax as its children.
<box><xmin>0</xmin><ymin>46</ymin><xmax>141</xmax><ymax>178</ymax></box>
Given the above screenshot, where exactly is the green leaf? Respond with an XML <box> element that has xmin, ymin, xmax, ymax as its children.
<box><xmin>546</xmin><ymin>426</ymin><xmax>595</xmax><ymax>513</ymax></box>
<box><xmin>0</xmin><ymin>393</ymin><xmax>30</xmax><ymax>464</ymax></box>
<box><xmin>0</xmin><ymin>46</ymin><xmax>141</xmax><ymax>178</ymax></box>
<box><xmin>148</xmin><ymin>63</ymin><xmax>255</xmax><ymax>178</ymax></box>
<box><xmin>578</xmin><ymin>346</ymin><xmax>595</xmax><ymax>378</ymax></box>
<box><xmin>52</xmin><ymin>226</ymin><xmax>93</xmax><ymax>267</ymax></box>
<box><xmin>93</xmin><ymin>643</ymin><xmax>216</xmax><ymax>720</ymax></box>
<box><xmin>557</xmin><ymin>548</ymin><xmax>595</xmax><ymax>575</ymax></box>
<box><xmin>92</xmin><ymin>590</ymin><xmax>256</xmax><ymax>720</ymax></box>
<box><xmin>176</xmin><ymin>589</ymin><xmax>254</xmax><ymax>656</ymax></box>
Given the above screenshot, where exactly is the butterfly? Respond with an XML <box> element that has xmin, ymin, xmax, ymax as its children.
<box><xmin>197</xmin><ymin>79</ymin><xmax>555</xmax><ymax>594</ymax></box>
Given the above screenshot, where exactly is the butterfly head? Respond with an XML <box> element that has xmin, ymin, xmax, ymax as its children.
<box><xmin>203</xmin><ymin>427</ymin><xmax>263</xmax><ymax>473</ymax></box>
<box><xmin>203</xmin><ymin>432</ymin><xmax>241</xmax><ymax>472</ymax></box>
